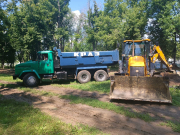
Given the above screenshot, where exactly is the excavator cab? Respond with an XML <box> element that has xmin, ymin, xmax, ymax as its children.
<box><xmin>121</xmin><ymin>40</ymin><xmax>151</xmax><ymax>75</ymax></box>
<box><xmin>110</xmin><ymin>39</ymin><xmax>172</xmax><ymax>103</ymax></box>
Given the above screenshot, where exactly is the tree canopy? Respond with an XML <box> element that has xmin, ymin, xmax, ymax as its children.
<box><xmin>0</xmin><ymin>0</ymin><xmax>179</xmax><ymax>68</ymax></box>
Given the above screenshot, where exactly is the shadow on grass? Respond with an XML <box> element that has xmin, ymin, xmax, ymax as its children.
<box><xmin>41</xmin><ymin>79</ymin><xmax>73</xmax><ymax>85</ymax></box>
<box><xmin>0</xmin><ymin>98</ymin><xmax>36</xmax><ymax>129</ymax></box>
<box><xmin>0</xmin><ymin>83</ymin><xmax>44</xmax><ymax>104</ymax></box>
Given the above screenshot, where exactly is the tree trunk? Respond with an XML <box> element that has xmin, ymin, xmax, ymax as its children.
<box><xmin>57</xmin><ymin>0</ymin><xmax>61</xmax><ymax>49</ymax></box>
<box><xmin>93</xmin><ymin>42</ymin><xmax>95</xmax><ymax>51</ymax></box>
<box><xmin>62</xmin><ymin>38</ymin><xmax>65</xmax><ymax>52</ymax></box>
<box><xmin>1</xmin><ymin>59</ymin><xmax>4</xmax><ymax>69</ymax></box>
<box><xmin>173</xmin><ymin>32</ymin><xmax>176</xmax><ymax>65</ymax></box>
<box><xmin>60</xmin><ymin>38</ymin><xmax>63</xmax><ymax>52</ymax></box>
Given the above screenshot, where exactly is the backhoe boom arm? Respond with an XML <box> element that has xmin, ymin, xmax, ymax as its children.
<box><xmin>150</xmin><ymin>45</ymin><xmax>172</xmax><ymax>71</ymax></box>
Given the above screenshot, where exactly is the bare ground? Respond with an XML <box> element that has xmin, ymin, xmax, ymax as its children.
<box><xmin>0</xmin><ymin>69</ymin><xmax>180</xmax><ymax>135</ymax></box>
<box><xmin>1</xmin><ymin>85</ymin><xmax>179</xmax><ymax>135</ymax></box>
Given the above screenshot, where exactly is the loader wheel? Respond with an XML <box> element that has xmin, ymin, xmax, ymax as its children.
<box><xmin>23</xmin><ymin>73</ymin><xmax>39</xmax><ymax>87</ymax></box>
<box><xmin>94</xmin><ymin>70</ymin><xmax>108</xmax><ymax>82</ymax></box>
<box><xmin>77</xmin><ymin>70</ymin><xmax>91</xmax><ymax>83</ymax></box>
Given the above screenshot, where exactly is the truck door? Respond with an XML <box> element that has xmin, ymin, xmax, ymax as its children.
<box><xmin>38</xmin><ymin>53</ymin><xmax>54</xmax><ymax>74</ymax></box>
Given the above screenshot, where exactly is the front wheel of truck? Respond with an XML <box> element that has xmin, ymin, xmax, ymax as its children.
<box><xmin>23</xmin><ymin>73</ymin><xmax>39</xmax><ymax>87</ymax></box>
<box><xmin>77</xmin><ymin>70</ymin><xmax>91</xmax><ymax>83</ymax></box>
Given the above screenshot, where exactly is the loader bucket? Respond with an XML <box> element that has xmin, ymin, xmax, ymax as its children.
<box><xmin>110</xmin><ymin>74</ymin><xmax>172</xmax><ymax>103</ymax></box>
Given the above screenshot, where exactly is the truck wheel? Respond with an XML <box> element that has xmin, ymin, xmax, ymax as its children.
<box><xmin>77</xmin><ymin>70</ymin><xmax>91</xmax><ymax>83</ymax></box>
<box><xmin>94</xmin><ymin>70</ymin><xmax>108</xmax><ymax>82</ymax></box>
<box><xmin>23</xmin><ymin>73</ymin><xmax>39</xmax><ymax>87</ymax></box>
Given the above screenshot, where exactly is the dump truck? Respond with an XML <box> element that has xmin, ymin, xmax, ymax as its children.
<box><xmin>110</xmin><ymin>39</ymin><xmax>172</xmax><ymax>103</ymax></box>
<box><xmin>13</xmin><ymin>47</ymin><xmax>119</xmax><ymax>87</ymax></box>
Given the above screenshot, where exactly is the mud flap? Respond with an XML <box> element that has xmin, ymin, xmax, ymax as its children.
<box><xmin>110</xmin><ymin>75</ymin><xmax>172</xmax><ymax>103</ymax></box>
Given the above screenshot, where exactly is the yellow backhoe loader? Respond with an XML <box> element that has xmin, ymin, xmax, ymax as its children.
<box><xmin>110</xmin><ymin>39</ymin><xmax>172</xmax><ymax>103</ymax></box>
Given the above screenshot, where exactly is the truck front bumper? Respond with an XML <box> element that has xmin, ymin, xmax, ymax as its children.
<box><xmin>13</xmin><ymin>74</ymin><xmax>19</xmax><ymax>80</ymax></box>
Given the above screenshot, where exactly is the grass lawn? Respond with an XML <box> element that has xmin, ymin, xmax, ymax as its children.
<box><xmin>52</xmin><ymin>80</ymin><xmax>110</xmax><ymax>94</ymax></box>
<box><xmin>0</xmin><ymin>74</ymin><xmax>21</xmax><ymax>83</ymax></box>
<box><xmin>0</xmin><ymin>94</ymin><xmax>104</xmax><ymax>135</ymax></box>
<box><xmin>170</xmin><ymin>87</ymin><xmax>180</xmax><ymax>106</ymax></box>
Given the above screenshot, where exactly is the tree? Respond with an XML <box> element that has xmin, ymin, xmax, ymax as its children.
<box><xmin>94</xmin><ymin>0</ymin><xmax>149</xmax><ymax>53</ymax></box>
<box><xmin>0</xmin><ymin>1</ymin><xmax>15</xmax><ymax>68</ymax></box>
<box><xmin>148</xmin><ymin>0</ymin><xmax>180</xmax><ymax>62</ymax></box>
<box><xmin>84</xmin><ymin>0</ymin><xmax>100</xmax><ymax>51</ymax></box>
<box><xmin>54</xmin><ymin>0</ymin><xmax>70</xmax><ymax>52</ymax></box>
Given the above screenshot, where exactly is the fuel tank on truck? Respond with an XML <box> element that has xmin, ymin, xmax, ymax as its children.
<box><xmin>54</xmin><ymin>48</ymin><xmax>119</xmax><ymax>68</ymax></box>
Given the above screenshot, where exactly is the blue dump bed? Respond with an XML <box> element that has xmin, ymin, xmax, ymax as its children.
<box><xmin>56</xmin><ymin>49</ymin><xmax>119</xmax><ymax>68</ymax></box>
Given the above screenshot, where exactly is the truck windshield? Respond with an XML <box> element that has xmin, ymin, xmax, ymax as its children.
<box><xmin>37</xmin><ymin>53</ymin><xmax>48</xmax><ymax>61</ymax></box>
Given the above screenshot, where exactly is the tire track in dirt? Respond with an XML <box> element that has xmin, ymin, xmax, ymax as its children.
<box><xmin>0</xmin><ymin>86</ymin><xmax>178</xmax><ymax>135</ymax></box>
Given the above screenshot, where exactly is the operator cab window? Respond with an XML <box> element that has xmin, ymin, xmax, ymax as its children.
<box><xmin>134</xmin><ymin>42</ymin><xmax>145</xmax><ymax>56</ymax></box>
<box><xmin>123</xmin><ymin>42</ymin><xmax>133</xmax><ymax>56</ymax></box>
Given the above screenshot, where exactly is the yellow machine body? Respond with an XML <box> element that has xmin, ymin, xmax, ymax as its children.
<box><xmin>110</xmin><ymin>39</ymin><xmax>172</xmax><ymax>103</ymax></box>
<box><xmin>128</xmin><ymin>56</ymin><xmax>147</xmax><ymax>76</ymax></box>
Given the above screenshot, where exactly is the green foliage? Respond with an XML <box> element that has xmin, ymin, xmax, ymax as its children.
<box><xmin>94</xmin><ymin>0</ymin><xmax>149</xmax><ymax>51</ymax></box>
<box><xmin>0</xmin><ymin>96</ymin><xmax>104</xmax><ymax>135</ymax></box>
<box><xmin>84</xmin><ymin>1</ymin><xmax>100</xmax><ymax>51</ymax></box>
<box><xmin>54</xmin><ymin>0</ymin><xmax>71</xmax><ymax>52</ymax></box>
<box><xmin>1</xmin><ymin>0</ymin><xmax>179</xmax><ymax>63</ymax></box>
<box><xmin>148</xmin><ymin>0</ymin><xmax>179</xmax><ymax>59</ymax></box>
<box><xmin>170</xmin><ymin>87</ymin><xmax>180</xmax><ymax>106</ymax></box>
<box><xmin>0</xmin><ymin>2</ymin><xmax>15</xmax><ymax>68</ymax></box>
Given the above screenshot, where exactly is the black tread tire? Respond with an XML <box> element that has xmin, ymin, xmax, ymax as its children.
<box><xmin>23</xmin><ymin>73</ymin><xmax>39</xmax><ymax>87</ymax></box>
<box><xmin>94</xmin><ymin>70</ymin><xmax>108</xmax><ymax>82</ymax></box>
<box><xmin>77</xmin><ymin>70</ymin><xmax>91</xmax><ymax>84</ymax></box>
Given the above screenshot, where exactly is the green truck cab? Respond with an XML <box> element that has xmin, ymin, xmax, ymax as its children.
<box><xmin>13</xmin><ymin>51</ymin><xmax>54</xmax><ymax>87</ymax></box>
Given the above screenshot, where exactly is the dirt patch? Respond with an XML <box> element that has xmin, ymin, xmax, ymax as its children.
<box><xmin>161</xmin><ymin>72</ymin><xmax>180</xmax><ymax>86</ymax></box>
<box><xmin>0</xmin><ymin>86</ymin><xmax>179</xmax><ymax>135</ymax></box>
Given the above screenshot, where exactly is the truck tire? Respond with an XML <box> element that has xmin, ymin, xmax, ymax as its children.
<box><xmin>23</xmin><ymin>73</ymin><xmax>39</xmax><ymax>87</ymax></box>
<box><xmin>94</xmin><ymin>70</ymin><xmax>108</xmax><ymax>82</ymax></box>
<box><xmin>77</xmin><ymin>70</ymin><xmax>91</xmax><ymax>83</ymax></box>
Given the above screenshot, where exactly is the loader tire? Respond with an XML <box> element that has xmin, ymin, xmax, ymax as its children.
<box><xmin>77</xmin><ymin>70</ymin><xmax>91</xmax><ymax>83</ymax></box>
<box><xmin>23</xmin><ymin>73</ymin><xmax>39</xmax><ymax>87</ymax></box>
<box><xmin>94</xmin><ymin>70</ymin><xmax>108</xmax><ymax>82</ymax></box>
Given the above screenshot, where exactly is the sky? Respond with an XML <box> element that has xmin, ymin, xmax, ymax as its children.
<box><xmin>69</xmin><ymin>0</ymin><xmax>104</xmax><ymax>14</ymax></box>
